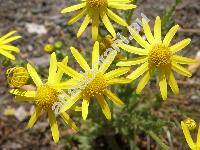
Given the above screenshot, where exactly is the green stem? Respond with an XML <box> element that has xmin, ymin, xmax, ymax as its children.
<box><xmin>146</xmin><ymin>130</ymin><xmax>169</xmax><ymax>150</ymax></box>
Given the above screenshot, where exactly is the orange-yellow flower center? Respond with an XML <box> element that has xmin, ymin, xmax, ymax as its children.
<box><xmin>35</xmin><ymin>84</ymin><xmax>59</xmax><ymax>110</ymax></box>
<box><xmin>86</xmin><ymin>0</ymin><xmax>107</xmax><ymax>11</ymax></box>
<box><xmin>148</xmin><ymin>44</ymin><xmax>172</xmax><ymax>67</ymax></box>
<box><xmin>82</xmin><ymin>73</ymin><xmax>107</xmax><ymax>98</ymax></box>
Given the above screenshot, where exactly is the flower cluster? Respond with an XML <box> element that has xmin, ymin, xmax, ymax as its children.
<box><xmin>1</xmin><ymin>0</ymin><xmax>196</xmax><ymax>147</ymax></box>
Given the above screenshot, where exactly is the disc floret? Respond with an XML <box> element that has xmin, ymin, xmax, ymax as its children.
<box><xmin>35</xmin><ymin>84</ymin><xmax>59</xmax><ymax>110</ymax></box>
<box><xmin>148</xmin><ymin>43</ymin><xmax>172</xmax><ymax>67</ymax></box>
<box><xmin>82</xmin><ymin>73</ymin><xmax>108</xmax><ymax>98</ymax></box>
<box><xmin>86</xmin><ymin>0</ymin><xmax>107</xmax><ymax>9</ymax></box>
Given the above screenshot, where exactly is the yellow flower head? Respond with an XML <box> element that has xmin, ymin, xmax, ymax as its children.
<box><xmin>57</xmin><ymin>41</ymin><xmax>131</xmax><ymax>120</ymax></box>
<box><xmin>117</xmin><ymin>16</ymin><xmax>196</xmax><ymax>100</ymax></box>
<box><xmin>9</xmin><ymin>53</ymin><xmax>78</xmax><ymax>143</ymax></box>
<box><xmin>6</xmin><ymin>67</ymin><xmax>29</xmax><ymax>88</ymax></box>
<box><xmin>181</xmin><ymin>120</ymin><xmax>200</xmax><ymax>150</ymax></box>
<box><xmin>61</xmin><ymin>0</ymin><xmax>136</xmax><ymax>40</ymax></box>
<box><xmin>0</xmin><ymin>31</ymin><xmax>21</xmax><ymax>60</ymax></box>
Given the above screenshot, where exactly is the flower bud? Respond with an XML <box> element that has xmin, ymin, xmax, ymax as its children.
<box><xmin>54</xmin><ymin>41</ymin><xmax>63</xmax><ymax>50</ymax></box>
<box><xmin>6</xmin><ymin>67</ymin><xmax>29</xmax><ymax>88</ymax></box>
<box><xmin>44</xmin><ymin>44</ymin><xmax>55</xmax><ymax>53</ymax></box>
<box><xmin>184</xmin><ymin>118</ymin><xmax>197</xmax><ymax>130</ymax></box>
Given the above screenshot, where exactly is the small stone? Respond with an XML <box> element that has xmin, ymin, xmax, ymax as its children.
<box><xmin>14</xmin><ymin>106</ymin><xmax>27</xmax><ymax>121</ymax></box>
<box><xmin>25</xmin><ymin>23</ymin><xmax>47</xmax><ymax>35</ymax></box>
<box><xmin>191</xmin><ymin>95</ymin><xmax>199</xmax><ymax>100</ymax></box>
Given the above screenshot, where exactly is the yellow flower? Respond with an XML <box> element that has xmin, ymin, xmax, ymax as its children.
<box><xmin>9</xmin><ymin>53</ymin><xmax>78</xmax><ymax>143</ymax></box>
<box><xmin>57</xmin><ymin>41</ymin><xmax>131</xmax><ymax>120</ymax></box>
<box><xmin>181</xmin><ymin>120</ymin><xmax>200</xmax><ymax>150</ymax></box>
<box><xmin>117</xmin><ymin>16</ymin><xmax>196</xmax><ymax>100</ymax></box>
<box><xmin>61</xmin><ymin>0</ymin><xmax>136</xmax><ymax>40</ymax></box>
<box><xmin>0</xmin><ymin>31</ymin><xmax>21</xmax><ymax>60</ymax></box>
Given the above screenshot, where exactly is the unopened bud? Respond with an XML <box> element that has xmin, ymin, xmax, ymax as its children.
<box><xmin>6</xmin><ymin>67</ymin><xmax>29</xmax><ymax>88</ymax></box>
<box><xmin>184</xmin><ymin>118</ymin><xmax>197</xmax><ymax>130</ymax></box>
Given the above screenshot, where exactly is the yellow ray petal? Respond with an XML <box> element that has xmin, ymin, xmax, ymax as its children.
<box><xmin>14</xmin><ymin>96</ymin><xmax>34</xmax><ymax>102</ymax></box>
<box><xmin>68</xmin><ymin>8</ymin><xmax>87</xmax><ymax>25</ymax></box>
<box><xmin>61</xmin><ymin>3</ymin><xmax>86</xmax><ymax>13</ymax></box>
<box><xmin>118</xmin><ymin>44</ymin><xmax>148</xmax><ymax>55</ymax></box>
<box><xmin>61</xmin><ymin>92</ymin><xmax>82</xmax><ymax>113</ymax></box>
<box><xmin>116</xmin><ymin>56</ymin><xmax>148</xmax><ymax>66</ymax></box>
<box><xmin>0</xmin><ymin>36</ymin><xmax>21</xmax><ymax>45</ymax></box>
<box><xmin>57</xmin><ymin>62</ymin><xmax>83</xmax><ymax>79</ymax></box>
<box><xmin>158</xmin><ymin>69</ymin><xmax>167</xmax><ymax>100</ymax></box>
<box><xmin>48</xmin><ymin>110</ymin><xmax>59</xmax><ymax>143</ymax></box>
<box><xmin>167</xmin><ymin>70</ymin><xmax>179</xmax><ymax>95</ymax></box>
<box><xmin>128</xmin><ymin>27</ymin><xmax>150</xmax><ymax>49</ymax></box>
<box><xmin>10</xmin><ymin>89</ymin><xmax>36</xmax><ymax>97</ymax></box>
<box><xmin>172</xmin><ymin>55</ymin><xmax>197</xmax><ymax>64</ymax></box>
<box><xmin>170</xmin><ymin>38</ymin><xmax>191</xmax><ymax>53</ymax></box>
<box><xmin>127</xmin><ymin>62</ymin><xmax>149</xmax><ymax>80</ymax></box>
<box><xmin>96</xmin><ymin>95</ymin><xmax>111</xmax><ymax>120</ymax></box>
<box><xmin>0</xmin><ymin>50</ymin><xmax>15</xmax><ymax>60</ymax></box>
<box><xmin>54</xmin><ymin>79</ymin><xmax>77</xmax><ymax>90</ymax></box>
<box><xmin>48</xmin><ymin>52</ymin><xmax>57</xmax><ymax>84</ymax></box>
<box><xmin>108</xmin><ymin>3</ymin><xmax>136</xmax><ymax>10</ymax></box>
<box><xmin>26</xmin><ymin>106</ymin><xmax>41</xmax><ymax>128</ymax></box>
<box><xmin>107</xmin><ymin>78</ymin><xmax>132</xmax><ymax>85</ymax></box>
<box><xmin>101</xmin><ymin>12</ymin><xmax>116</xmax><ymax>38</ymax></box>
<box><xmin>71</xmin><ymin>105</ymin><xmax>82</xmax><ymax>112</ymax></box>
<box><xmin>0</xmin><ymin>45</ymin><xmax>20</xmax><ymax>52</ymax></box>
<box><xmin>60</xmin><ymin>112</ymin><xmax>78</xmax><ymax>131</ymax></box>
<box><xmin>55</xmin><ymin>56</ymin><xmax>69</xmax><ymax>83</ymax></box>
<box><xmin>70</xmin><ymin>47</ymin><xmax>90</xmax><ymax>71</ymax></box>
<box><xmin>171</xmin><ymin>62</ymin><xmax>192</xmax><ymax>77</ymax></box>
<box><xmin>77</xmin><ymin>15</ymin><xmax>91</xmax><ymax>38</ymax></box>
<box><xmin>27</xmin><ymin>63</ymin><xmax>43</xmax><ymax>87</ymax></box>
<box><xmin>142</xmin><ymin>18</ymin><xmax>155</xmax><ymax>44</ymax></box>
<box><xmin>105</xmin><ymin>90</ymin><xmax>124</xmax><ymax>106</ymax></box>
<box><xmin>154</xmin><ymin>16</ymin><xmax>161</xmax><ymax>42</ymax></box>
<box><xmin>163</xmin><ymin>25</ymin><xmax>179</xmax><ymax>46</ymax></box>
<box><xmin>92</xmin><ymin>14</ymin><xmax>99</xmax><ymax>41</ymax></box>
<box><xmin>92</xmin><ymin>41</ymin><xmax>99</xmax><ymax>70</ymax></box>
<box><xmin>196</xmin><ymin>126</ymin><xmax>200</xmax><ymax>147</ymax></box>
<box><xmin>99</xmin><ymin>50</ymin><xmax>117</xmax><ymax>73</ymax></box>
<box><xmin>0</xmin><ymin>31</ymin><xmax>17</xmax><ymax>41</ymax></box>
<box><xmin>181</xmin><ymin>121</ymin><xmax>195</xmax><ymax>149</ymax></box>
<box><xmin>82</xmin><ymin>99</ymin><xmax>90</xmax><ymax>120</ymax></box>
<box><xmin>105</xmin><ymin>67</ymin><xmax>130</xmax><ymax>79</ymax></box>
<box><xmin>136</xmin><ymin>71</ymin><xmax>150</xmax><ymax>94</ymax></box>
<box><xmin>107</xmin><ymin>9</ymin><xmax>128</xmax><ymax>26</ymax></box>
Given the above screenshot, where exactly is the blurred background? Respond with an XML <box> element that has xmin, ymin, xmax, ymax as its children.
<box><xmin>0</xmin><ymin>0</ymin><xmax>199</xmax><ymax>149</ymax></box>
